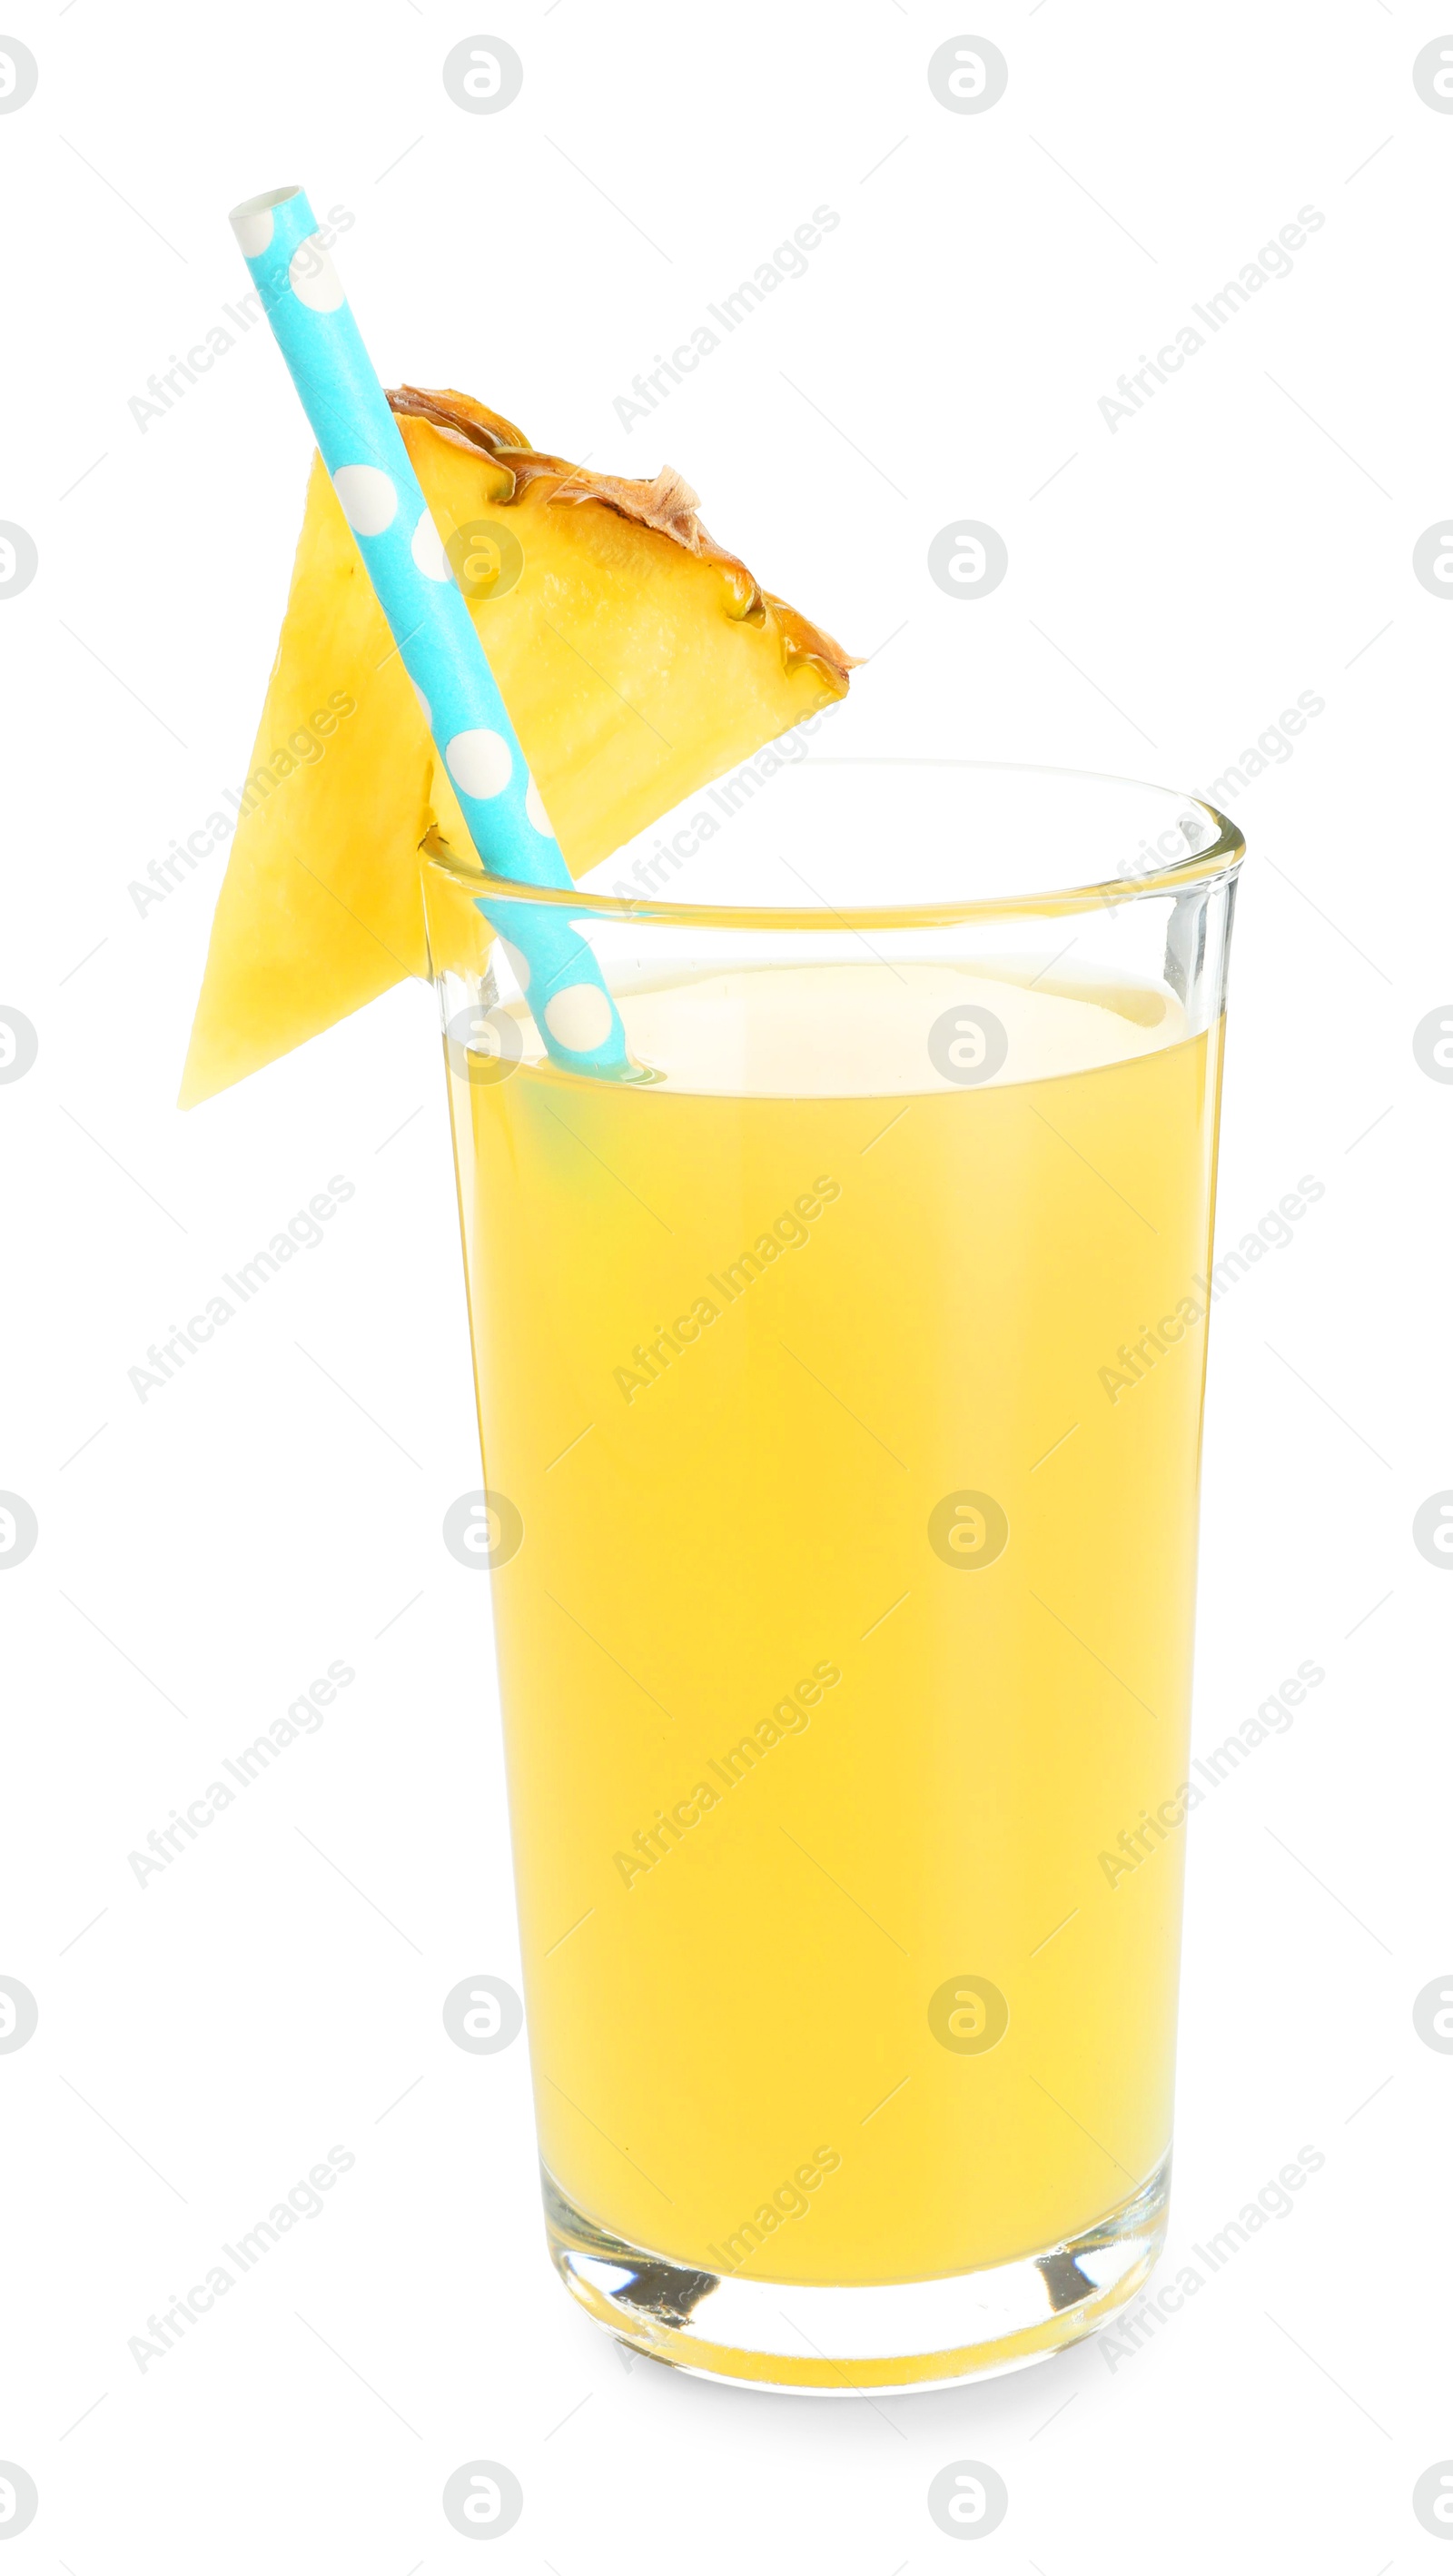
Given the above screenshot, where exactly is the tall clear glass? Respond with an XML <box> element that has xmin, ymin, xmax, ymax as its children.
<box><xmin>421</xmin><ymin>760</ymin><xmax>1243</xmax><ymax>2392</ymax></box>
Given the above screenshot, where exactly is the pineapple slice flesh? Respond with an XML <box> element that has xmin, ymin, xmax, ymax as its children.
<box><xmin>180</xmin><ymin>388</ymin><xmax>855</xmax><ymax>1105</ymax></box>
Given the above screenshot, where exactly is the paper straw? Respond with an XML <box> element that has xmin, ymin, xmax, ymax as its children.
<box><xmin>229</xmin><ymin>183</ymin><xmax>633</xmax><ymax>1080</ymax></box>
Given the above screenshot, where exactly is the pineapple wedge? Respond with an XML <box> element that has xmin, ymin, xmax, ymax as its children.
<box><xmin>181</xmin><ymin>387</ymin><xmax>855</xmax><ymax>1105</ymax></box>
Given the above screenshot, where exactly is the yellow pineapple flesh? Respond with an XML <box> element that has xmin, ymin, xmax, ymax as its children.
<box><xmin>181</xmin><ymin>388</ymin><xmax>855</xmax><ymax>1105</ymax></box>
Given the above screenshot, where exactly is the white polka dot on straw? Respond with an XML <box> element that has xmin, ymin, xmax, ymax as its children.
<box><xmin>333</xmin><ymin>465</ymin><xmax>398</xmax><ymax>534</ymax></box>
<box><xmin>446</xmin><ymin>728</ymin><xmax>513</xmax><ymax>798</ymax></box>
<box><xmin>545</xmin><ymin>985</ymin><xmax>614</xmax><ymax>1052</ymax></box>
<box><xmin>524</xmin><ymin>776</ymin><xmax>553</xmax><ymax>837</ymax></box>
<box><xmin>289</xmin><ymin>235</ymin><xmax>345</xmax><ymax>312</ymax></box>
<box><xmin>410</xmin><ymin>510</ymin><xmax>450</xmax><ymax>581</ymax></box>
<box><xmin>500</xmin><ymin>940</ymin><xmax>531</xmax><ymax>991</ymax></box>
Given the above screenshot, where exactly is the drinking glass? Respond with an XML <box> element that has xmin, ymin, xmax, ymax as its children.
<box><xmin>421</xmin><ymin>759</ymin><xmax>1242</xmax><ymax>2392</ymax></box>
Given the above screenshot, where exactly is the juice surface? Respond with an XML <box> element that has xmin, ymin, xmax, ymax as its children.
<box><xmin>450</xmin><ymin>963</ymin><xmax>1221</xmax><ymax>2285</ymax></box>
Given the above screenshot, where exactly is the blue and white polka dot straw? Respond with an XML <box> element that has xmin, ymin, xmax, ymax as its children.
<box><xmin>229</xmin><ymin>183</ymin><xmax>633</xmax><ymax>1080</ymax></box>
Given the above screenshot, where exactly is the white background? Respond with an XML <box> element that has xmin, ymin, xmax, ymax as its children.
<box><xmin>3</xmin><ymin>2</ymin><xmax>1449</xmax><ymax>2567</ymax></box>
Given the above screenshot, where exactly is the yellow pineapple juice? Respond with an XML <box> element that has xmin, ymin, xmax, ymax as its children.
<box><xmin>447</xmin><ymin>961</ymin><xmax>1221</xmax><ymax>2293</ymax></box>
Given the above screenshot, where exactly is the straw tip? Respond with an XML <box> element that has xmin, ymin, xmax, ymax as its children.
<box><xmin>229</xmin><ymin>185</ymin><xmax>304</xmax><ymax>256</ymax></box>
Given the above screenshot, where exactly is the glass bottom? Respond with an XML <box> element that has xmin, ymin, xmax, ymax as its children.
<box><xmin>543</xmin><ymin>2153</ymin><xmax>1170</xmax><ymax>2393</ymax></box>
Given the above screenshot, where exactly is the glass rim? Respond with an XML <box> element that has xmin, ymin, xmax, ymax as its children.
<box><xmin>420</xmin><ymin>762</ymin><xmax>1244</xmax><ymax>933</ymax></box>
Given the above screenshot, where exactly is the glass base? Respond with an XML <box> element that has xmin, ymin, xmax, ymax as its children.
<box><xmin>543</xmin><ymin>2153</ymin><xmax>1170</xmax><ymax>2393</ymax></box>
